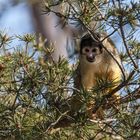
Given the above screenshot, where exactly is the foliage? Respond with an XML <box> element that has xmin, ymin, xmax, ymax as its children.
<box><xmin>0</xmin><ymin>0</ymin><xmax>140</xmax><ymax>140</ymax></box>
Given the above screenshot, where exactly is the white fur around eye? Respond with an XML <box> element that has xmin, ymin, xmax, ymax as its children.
<box><xmin>82</xmin><ymin>47</ymin><xmax>90</xmax><ymax>54</ymax></box>
<box><xmin>94</xmin><ymin>47</ymin><xmax>101</xmax><ymax>54</ymax></box>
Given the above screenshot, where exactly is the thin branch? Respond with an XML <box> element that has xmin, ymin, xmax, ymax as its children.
<box><xmin>105</xmin><ymin>87</ymin><xmax>140</xmax><ymax>109</ymax></box>
<box><xmin>92</xmin><ymin>2</ymin><xmax>105</xmax><ymax>20</ymax></box>
<box><xmin>118</xmin><ymin>2</ymin><xmax>138</xmax><ymax>69</ymax></box>
<box><xmin>92</xmin><ymin>70</ymin><xmax>136</xmax><ymax>114</ymax></box>
<box><xmin>45</xmin><ymin>111</ymin><xmax>69</xmax><ymax>133</ymax></box>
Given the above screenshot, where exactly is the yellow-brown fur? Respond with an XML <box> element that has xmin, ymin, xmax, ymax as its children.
<box><xmin>72</xmin><ymin>33</ymin><xmax>122</xmax><ymax>119</ymax></box>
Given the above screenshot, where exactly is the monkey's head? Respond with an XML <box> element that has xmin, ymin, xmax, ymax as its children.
<box><xmin>80</xmin><ymin>33</ymin><xmax>103</xmax><ymax>64</ymax></box>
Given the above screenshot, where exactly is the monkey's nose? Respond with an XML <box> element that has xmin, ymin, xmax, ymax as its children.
<box><xmin>87</xmin><ymin>55</ymin><xmax>95</xmax><ymax>62</ymax></box>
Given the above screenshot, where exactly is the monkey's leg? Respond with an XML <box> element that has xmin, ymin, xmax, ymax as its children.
<box><xmin>87</xmin><ymin>101</ymin><xmax>105</xmax><ymax>120</ymax></box>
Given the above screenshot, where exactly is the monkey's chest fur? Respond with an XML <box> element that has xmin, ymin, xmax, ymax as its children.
<box><xmin>79</xmin><ymin>61</ymin><xmax>121</xmax><ymax>91</ymax></box>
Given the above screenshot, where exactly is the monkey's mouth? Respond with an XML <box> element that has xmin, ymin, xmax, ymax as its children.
<box><xmin>87</xmin><ymin>56</ymin><xmax>95</xmax><ymax>63</ymax></box>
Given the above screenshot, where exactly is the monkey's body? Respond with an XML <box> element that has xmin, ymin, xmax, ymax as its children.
<box><xmin>72</xmin><ymin>33</ymin><xmax>122</xmax><ymax>119</ymax></box>
<box><xmin>79</xmin><ymin>49</ymin><xmax>121</xmax><ymax>91</ymax></box>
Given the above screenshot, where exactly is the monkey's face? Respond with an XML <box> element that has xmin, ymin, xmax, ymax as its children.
<box><xmin>81</xmin><ymin>45</ymin><xmax>102</xmax><ymax>63</ymax></box>
<box><xmin>80</xmin><ymin>34</ymin><xmax>103</xmax><ymax>64</ymax></box>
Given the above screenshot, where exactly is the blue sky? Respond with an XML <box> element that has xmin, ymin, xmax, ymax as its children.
<box><xmin>0</xmin><ymin>0</ymin><xmax>34</xmax><ymax>49</ymax></box>
<box><xmin>0</xmin><ymin>0</ymin><xmax>139</xmax><ymax>52</ymax></box>
<box><xmin>0</xmin><ymin>1</ymin><xmax>33</xmax><ymax>35</ymax></box>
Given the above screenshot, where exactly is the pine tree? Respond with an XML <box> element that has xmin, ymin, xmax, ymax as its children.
<box><xmin>0</xmin><ymin>0</ymin><xmax>140</xmax><ymax>139</ymax></box>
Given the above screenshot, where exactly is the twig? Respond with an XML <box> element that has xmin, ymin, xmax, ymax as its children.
<box><xmin>118</xmin><ymin>1</ymin><xmax>138</xmax><ymax>70</ymax></box>
<box><xmin>92</xmin><ymin>2</ymin><xmax>105</xmax><ymax>20</ymax></box>
<box><xmin>92</xmin><ymin>70</ymin><xmax>136</xmax><ymax>114</ymax></box>
<box><xmin>105</xmin><ymin>87</ymin><xmax>140</xmax><ymax>109</ymax></box>
<box><xmin>45</xmin><ymin>111</ymin><xmax>69</xmax><ymax>133</ymax></box>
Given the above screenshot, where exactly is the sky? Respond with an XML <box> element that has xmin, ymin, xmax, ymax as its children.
<box><xmin>0</xmin><ymin>0</ymin><xmax>139</xmax><ymax>52</ymax></box>
<box><xmin>0</xmin><ymin>0</ymin><xmax>139</xmax><ymax>85</ymax></box>
<box><xmin>0</xmin><ymin>0</ymin><xmax>33</xmax><ymax>36</ymax></box>
<box><xmin>0</xmin><ymin>0</ymin><xmax>34</xmax><ymax>49</ymax></box>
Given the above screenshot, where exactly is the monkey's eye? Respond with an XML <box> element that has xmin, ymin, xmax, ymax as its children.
<box><xmin>85</xmin><ymin>48</ymin><xmax>89</xmax><ymax>52</ymax></box>
<box><xmin>92</xmin><ymin>48</ymin><xmax>97</xmax><ymax>52</ymax></box>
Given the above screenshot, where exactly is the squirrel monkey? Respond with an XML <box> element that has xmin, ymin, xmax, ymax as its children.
<box><xmin>72</xmin><ymin>33</ymin><xmax>122</xmax><ymax>119</ymax></box>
